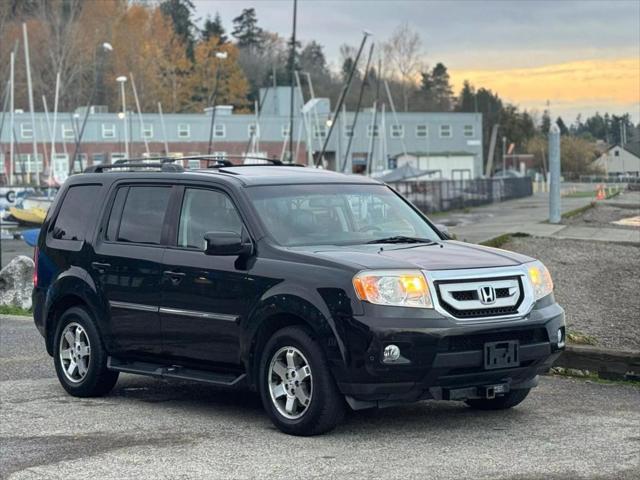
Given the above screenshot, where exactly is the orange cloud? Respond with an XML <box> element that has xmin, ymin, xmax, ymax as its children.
<box><xmin>450</xmin><ymin>57</ymin><xmax>640</xmax><ymax>111</ymax></box>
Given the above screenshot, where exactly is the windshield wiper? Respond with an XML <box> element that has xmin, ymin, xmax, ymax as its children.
<box><xmin>366</xmin><ymin>236</ymin><xmax>437</xmax><ymax>245</ymax></box>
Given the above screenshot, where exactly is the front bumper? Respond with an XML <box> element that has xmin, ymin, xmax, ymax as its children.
<box><xmin>335</xmin><ymin>298</ymin><xmax>565</xmax><ymax>407</ymax></box>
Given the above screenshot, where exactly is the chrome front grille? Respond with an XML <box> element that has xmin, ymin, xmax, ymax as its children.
<box><xmin>423</xmin><ymin>267</ymin><xmax>534</xmax><ymax>323</ymax></box>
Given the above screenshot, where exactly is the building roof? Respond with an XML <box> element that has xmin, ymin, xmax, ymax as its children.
<box><xmin>602</xmin><ymin>142</ymin><xmax>640</xmax><ymax>159</ymax></box>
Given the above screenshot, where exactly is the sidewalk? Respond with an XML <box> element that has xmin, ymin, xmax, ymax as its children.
<box><xmin>443</xmin><ymin>190</ymin><xmax>639</xmax><ymax>244</ymax></box>
<box><xmin>443</xmin><ymin>192</ymin><xmax>593</xmax><ymax>244</ymax></box>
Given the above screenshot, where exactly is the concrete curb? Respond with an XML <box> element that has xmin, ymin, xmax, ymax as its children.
<box><xmin>554</xmin><ymin>345</ymin><xmax>640</xmax><ymax>380</ymax></box>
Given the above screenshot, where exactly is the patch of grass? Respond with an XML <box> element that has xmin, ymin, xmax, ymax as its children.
<box><xmin>561</xmin><ymin>202</ymin><xmax>595</xmax><ymax>219</ymax></box>
<box><xmin>551</xmin><ymin>367</ymin><xmax>640</xmax><ymax>388</ymax></box>
<box><xmin>480</xmin><ymin>232</ymin><xmax>530</xmax><ymax>248</ymax></box>
<box><xmin>566</xmin><ymin>330</ymin><xmax>598</xmax><ymax>346</ymax></box>
<box><xmin>563</xmin><ymin>190</ymin><xmax>596</xmax><ymax>198</ymax></box>
<box><xmin>0</xmin><ymin>305</ymin><xmax>32</xmax><ymax>316</ymax></box>
<box><xmin>605</xmin><ymin>189</ymin><xmax>622</xmax><ymax>199</ymax></box>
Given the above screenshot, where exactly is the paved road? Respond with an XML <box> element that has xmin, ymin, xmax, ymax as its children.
<box><xmin>1</xmin><ymin>314</ymin><xmax>639</xmax><ymax>479</ymax></box>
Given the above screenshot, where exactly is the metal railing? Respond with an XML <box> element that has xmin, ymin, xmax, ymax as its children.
<box><xmin>389</xmin><ymin>177</ymin><xmax>533</xmax><ymax>214</ymax></box>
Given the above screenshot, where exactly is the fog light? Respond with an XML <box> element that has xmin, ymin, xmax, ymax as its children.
<box><xmin>383</xmin><ymin>344</ymin><xmax>401</xmax><ymax>363</ymax></box>
<box><xmin>557</xmin><ymin>328</ymin><xmax>565</xmax><ymax>348</ymax></box>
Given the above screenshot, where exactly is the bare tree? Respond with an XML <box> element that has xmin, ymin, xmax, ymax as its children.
<box><xmin>383</xmin><ymin>22</ymin><xmax>423</xmax><ymax>112</ymax></box>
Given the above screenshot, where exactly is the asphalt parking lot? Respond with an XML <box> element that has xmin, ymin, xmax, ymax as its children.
<box><xmin>1</xmin><ymin>315</ymin><xmax>639</xmax><ymax>479</ymax></box>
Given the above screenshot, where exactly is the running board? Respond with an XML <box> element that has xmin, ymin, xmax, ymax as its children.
<box><xmin>107</xmin><ymin>357</ymin><xmax>246</xmax><ymax>387</ymax></box>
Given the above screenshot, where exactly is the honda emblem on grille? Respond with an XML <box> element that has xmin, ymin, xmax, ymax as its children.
<box><xmin>478</xmin><ymin>286</ymin><xmax>496</xmax><ymax>304</ymax></box>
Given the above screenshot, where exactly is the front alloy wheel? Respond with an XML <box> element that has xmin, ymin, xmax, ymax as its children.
<box><xmin>268</xmin><ymin>346</ymin><xmax>313</xmax><ymax>419</ymax></box>
<box><xmin>59</xmin><ymin>322</ymin><xmax>91</xmax><ymax>383</ymax></box>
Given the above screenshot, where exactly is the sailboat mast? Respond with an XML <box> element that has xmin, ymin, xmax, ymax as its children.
<box><xmin>130</xmin><ymin>73</ymin><xmax>150</xmax><ymax>156</ymax></box>
<box><xmin>9</xmin><ymin>51</ymin><xmax>14</xmax><ymax>186</ymax></box>
<box><xmin>23</xmin><ymin>23</ymin><xmax>39</xmax><ymax>186</ymax></box>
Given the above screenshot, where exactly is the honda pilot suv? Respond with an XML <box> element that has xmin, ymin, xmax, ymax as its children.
<box><xmin>33</xmin><ymin>159</ymin><xmax>565</xmax><ymax>436</ymax></box>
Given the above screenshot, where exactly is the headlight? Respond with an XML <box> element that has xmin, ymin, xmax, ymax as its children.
<box><xmin>353</xmin><ymin>270</ymin><xmax>433</xmax><ymax>308</ymax></box>
<box><xmin>526</xmin><ymin>261</ymin><xmax>554</xmax><ymax>300</ymax></box>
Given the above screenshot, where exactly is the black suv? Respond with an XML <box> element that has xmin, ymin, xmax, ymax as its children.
<box><xmin>33</xmin><ymin>159</ymin><xmax>565</xmax><ymax>436</ymax></box>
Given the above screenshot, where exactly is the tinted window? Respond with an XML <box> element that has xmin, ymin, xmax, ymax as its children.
<box><xmin>105</xmin><ymin>187</ymin><xmax>128</xmax><ymax>241</ymax></box>
<box><xmin>178</xmin><ymin>189</ymin><xmax>242</xmax><ymax>249</ymax></box>
<box><xmin>52</xmin><ymin>185</ymin><xmax>101</xmax><ymax>241</ymax></box>
<box><xmin>117</xmin><ymin>186</ymin><xmax>171</xmax><ymax>245</ymax></box>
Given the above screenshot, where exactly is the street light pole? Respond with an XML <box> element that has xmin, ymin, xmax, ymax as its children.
<box><xmin>116</xmin><ymin>76</ymin><xmax>128</xmax><ymax>159</ymax></box>
<box><xmin>207</xmin><ymin>51</ymin><xmax>228</xmax><ymax>155</ymax></box>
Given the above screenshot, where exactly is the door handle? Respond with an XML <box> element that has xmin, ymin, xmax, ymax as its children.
<box><xmin>91</xmin><ymin>262</ymin><xmax>111</xmax><ymax>273</ymax></box>
<box><xmin>163</xmin><ymin>270</ymin><xmax>186</xmax><ymax>285</ymax></box>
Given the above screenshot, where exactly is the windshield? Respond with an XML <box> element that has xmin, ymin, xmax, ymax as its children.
<box><xmin>246</xmin><ymin>184</ymin><xmax>440</xmax><ymax>247</ymax></box>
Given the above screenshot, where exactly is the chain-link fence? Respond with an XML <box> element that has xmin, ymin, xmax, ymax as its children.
<box><xmin>389</xmin><ymin>177</ymin><xmax>533</xmax><ymax>214</ymax></box>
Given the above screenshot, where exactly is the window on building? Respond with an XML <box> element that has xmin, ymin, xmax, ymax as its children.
<box><xmin>313</xmin><ymin>124</ymin><xmax>326</xmax><ymax>139</ymax></box>
<box><xmin>21</xmin><ymin>123</ymin><xmax>33</xmax><ymax>139</ymax></box>
<box><xmin>178</xmin><ymin>189</ymin><xmax>243</xmax><ymax>249</ymax></box>
<box><xmin>92</xmin><ymin>153</ymin><xmax>106</xmax><ymax>166</ymax></box>
<box><xmin>0</xmin><ymin>154</ymin><xmax>5</xmax><ymax>174</ymax></box>
<box><xmin>71</xmin><ymin>154</ymin><xmax>87</xmax><ymax>172</ymax></box>
<box><xmin>416</xmin><ymin>125</ymin><xmax>428</xmax><ymax>138</ymax></box>
<box><xmin>344</xmin><ymin>125</ymin><xmax>355</xmax><ymax>138</ymax></box>
<box><xmin>463</xmin><ymin>125</ymin><xmax>474</xmax><ymax>137</ymax></box>
<box><xmin>248</xmin><ymin>123</ymin><xmax>260</xmax><ymax>138</ymax></box>
<box><xmin>187</xmin><ymin>160</ymin><xmax>201</xmax><ymax>169</ymax></box>
<box><xmin>214</xmin><ymin>124</ymin><xmax>226</xmax><ymax>138</ymax></box>
<box><xmin>115</xmin><ymin>186</ymin><xmax>172</xmax><ymax>245</ymax></box>
<box><xmin>142</xmin><ymin>124</ymin><xmax>154</xmax><ymax>139</ymax></box>
<box><xmin>15</xmin><ymin>154</ymin><xmax>43</xmax><ymax>174</ymax></box>
<box><xmin>439</xmin><ymin>124</ymin><xmax>452</xmax><ymax>138</ymax></box>
<box><xmin>51</xmin><ymin>185</ymin><xmax>102</xmax><ymax>241</ymax></box>
<box><xmin>178</xmin><ymin>124</ymin><xmax>190</xmax><ymax>138</ymax></box>
<box><xmin>212</xmin><ymin>151</ymin><xmax>227</xmax><ymax>160</ymax></box>
<box><xmin>102</xmin><ymin>123</ymin><xmax>116</xmax><ymax>139</ymax></box>
<box><xmin>61</xmin><ymin>124</ymin><xmax>75</xmax><ymax>140</ymax></box>
<box><xmin>367</xmin><ymin>125</ymin><xmax>379</xmax><ymax>137</ymax></box>
<box><xmin>391</xmin><ymin>124</ymin><xmax>404</xmax><ymax>138</ymax></box>
<box><xmin>614</xmin><ymin>150</ymin><xmax>620</xmax><ymax>157</ymax></box>
<box><xmin>52</xmin><ymin>154</ymin><xmax>69</xmax><ymax>175</ymax></box>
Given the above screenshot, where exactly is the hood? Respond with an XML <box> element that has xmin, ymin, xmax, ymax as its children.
<box><xmin>291</xmin><ymin>240</ymin><xmax>534</xmax><ymax>271</ymax></box>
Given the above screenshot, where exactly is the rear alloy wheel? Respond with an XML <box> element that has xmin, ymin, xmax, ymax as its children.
<box><xmin>53</xmin><ymin>306</ymin><xmax>119</xmax><ymax>397</ymax></box>
<box><xmin>58</xmin><ymin>322</ymin><xmax>91</xmax><ymax>383</ymax></box>
<box><xmin>259</xmin><ymin>326</ymin><xmax>345</xmax><ymax>436</ymax></box>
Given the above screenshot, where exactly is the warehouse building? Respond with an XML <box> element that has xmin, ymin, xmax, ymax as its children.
<box><xmin>0</xmin><ymin>87</ymin><xmax>483</xmax><ymax>184</ymax></box>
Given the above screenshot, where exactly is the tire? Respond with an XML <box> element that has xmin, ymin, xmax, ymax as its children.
<box><xmin>465</xmin><ymin>388</ymin><xmax>531</xmax><ymax>410</ymax></box>
<box><xmin>259</xmin><ymin>326</ymin><xmax>346</xmax><ymax>436</ymax></box>
<box><xmin>53</xmin><ymin>306</ymin><xmax>119</xmax><ymax>397</ymax></box>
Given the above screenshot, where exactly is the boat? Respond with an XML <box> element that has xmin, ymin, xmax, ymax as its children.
<box><xmin>8</xmin><ymin>205</ymin><xmax>47</xmax><ymax>226</ymax></box>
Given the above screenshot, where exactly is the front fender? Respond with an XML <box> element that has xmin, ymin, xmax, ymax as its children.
<box><xmin>241</xmin><ymin>281</ymin><xmax>356</xmax><ymax>382</ymax></box>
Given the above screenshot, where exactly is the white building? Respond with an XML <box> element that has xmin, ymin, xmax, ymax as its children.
<box><xmin>595</xmin><ymin>143</ymin><xmax>640</xmax><ymax>177</ymax></box>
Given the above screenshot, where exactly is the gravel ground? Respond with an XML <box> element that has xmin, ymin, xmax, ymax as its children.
<box><xmin>503</xmin><ymin>236</ymin><xmax>640</xmax><ymax>351</ymax></box>
<box><xmin>563</xmin><ymin>203</ymin><xmax>640</xmax><ymax>230</ymax></box>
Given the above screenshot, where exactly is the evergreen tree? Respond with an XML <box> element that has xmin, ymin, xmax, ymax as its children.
<box><xmin>556</xmin><ymin>116</ymin><xmax>569</xmax><ymax>135</ymax></box>
<box><xmin>299</xmin><ymin>41</ymin><xmax>328</xmax><ymax>77</ymax></box>
<box><xmin>431</xmin><ymin>62</ymin><xmax>453</xmax><ymax>111</ymax></box>
<box><xmin>160</xmin><ymin>0</ymin><xmax>196</xmax><ymax>59</ymax></box>
<box><xmin>457</xmin><ymin>80</ymin><xmax>476</xmax><ymax>112</ymax></box>
<box><xmin>419</xmin><ymin>71</ymin><xmax>435</xmax><ymax>110</ymax></box>
<box><xmin>202</xmin><ymin>12</ymin><xmax>227</xmax><ymax>43</ymax></box>
<box><xmin>541</xmin><ymin>109</ymin><xmax>551</xmax><ymax>134</ymax></box>
<box><xmin>232</xmin><ymin>8</ymin><xmax>263</xmax><ymax>51</ymax></box>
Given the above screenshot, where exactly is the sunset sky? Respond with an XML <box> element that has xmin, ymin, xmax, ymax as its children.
<box><xmin>194</xmin><ymin>0</ymin><xmax>640</xmax><ymax>123</ymax></box>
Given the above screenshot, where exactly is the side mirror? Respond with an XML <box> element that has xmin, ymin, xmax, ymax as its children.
<box><xmin>434</xmin><ymin>223</ymin><xmax>451</xmax><ymax>240</ymax></box>
<box><xmin>204</xmin><ymin>231</ymin><xmax>253</xmax><ymax>256</ymax></box>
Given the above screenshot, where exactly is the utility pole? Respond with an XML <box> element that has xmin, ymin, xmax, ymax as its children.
<box><xmin>549</xmin><ymin>123</ymin><xmax>561</xmax><ymax>224</ymax></box>
<box><xmin>502</xmin><ymin>136</ymin><xmax>507</xmax><ymax>174</ymax></box>
<box><xmin>116</xmin><ymin>76</ymin><xmax>129</xmax><ymax>159</ymax></box>
<box><xmin>9</xmin><ymin>51</ymin><xmax>15</xmax><ymax>185</ymax></box>
<box><xmin>289</xmin><ymin>0</ymin><xmax>298</xmax><ymax>163</ymax></box>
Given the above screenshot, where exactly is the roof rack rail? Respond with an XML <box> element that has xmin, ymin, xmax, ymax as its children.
<box><xmin>84</xmin><ymin>161</ymin><xmax>184</xmax><ymax>173</ymax></box>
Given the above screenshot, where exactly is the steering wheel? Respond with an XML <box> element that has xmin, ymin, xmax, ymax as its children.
<box><xmin>358</xmin><ymin>225</ymin><xmax>382</xmax><ymax>232</ymax></box>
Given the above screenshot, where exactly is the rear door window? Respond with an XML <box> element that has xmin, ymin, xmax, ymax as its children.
<box><xmin>52</xmin><ymin>184</ymin><xmax>102</xmax><ymax>241</ymax></box>
<box><xmin>114</xmin><ymin>186</ymin><xmax>171</xmax><ymax>245</ymax></box>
